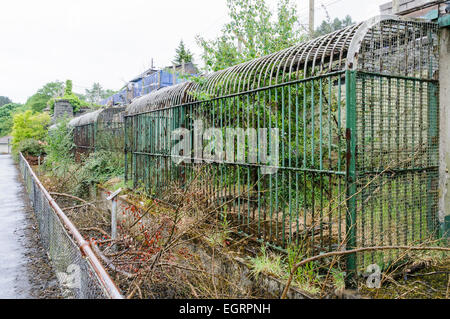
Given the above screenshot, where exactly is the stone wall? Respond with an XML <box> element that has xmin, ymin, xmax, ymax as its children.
<box><xmin>53</xmin><ymin>99</ymin><xmax>73</xmax><ymax>122</ymax></box>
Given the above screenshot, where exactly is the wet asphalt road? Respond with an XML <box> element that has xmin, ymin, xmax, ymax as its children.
<box><xmin>0</xmin><ymin>155</ymin><xmax>60</xmax><ymax>299</ymax></box>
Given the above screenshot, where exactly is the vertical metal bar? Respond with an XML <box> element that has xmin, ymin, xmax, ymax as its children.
<box><xmin>387</xmin><ymin>77</ymin><xmax>393</xmax><ymax>259</ymax></box>
<box><xmin>345</xmin><ymin>70</ymin><xmax>358</xmax><ymax>284</ymax></box>
<box><xmin>338</xmin><ymin>75</ymin><xmax>343</xmax><ymax>244</ymax></box>
<box><xmin>281</xmin><ymin>86</ymin><xmax>286</xmax><ymax>246</ymax></box>
<box><xmin>295</xmin><ymin>83</ymin><xmax>300</xmax><ymax>244</ymax></box>
<box><xmin>427</xmin><ymin>81</ymin><xmax>439</xmax><ymax>236</ymax></box>
<box><xmin>319</xmin><ymin>78</ymin><xmax>324</xmax><ymax>248</ymax></box>
<box><xmin>274</xmin><ymin>89</ymin><xmax>279</xmax><ymax>243</ymax></box>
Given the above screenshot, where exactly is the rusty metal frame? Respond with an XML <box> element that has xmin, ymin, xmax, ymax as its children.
<box><xmin>19</xmin><ymin>152</ymin><xmax>123</xmax><ymax>299</ymax></box>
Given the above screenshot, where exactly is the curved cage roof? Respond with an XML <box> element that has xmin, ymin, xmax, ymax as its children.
<box><xmin>69</xmin><ymin>109</ymin><xmax>103</xmax><ymax>127</ymax></box>
<box><xmin>127</xmin><ymin>82</ymin><xmax>192</xmax><ymax>115</ymax></box>
<box><xmin>68</xmin><ymin>107</ymin><xmax>127</xmax><ymax>127</ymax></box>
<box><xmin>127</xmin><ymin>15</ymin><xmax>438</xmax><ymax>116</ymax></box>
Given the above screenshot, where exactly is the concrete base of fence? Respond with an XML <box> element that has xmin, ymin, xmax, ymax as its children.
<box><xmin>94</xmin><ymin>185</ymin><xmax>315</xmax><ymax>299</ymax></box>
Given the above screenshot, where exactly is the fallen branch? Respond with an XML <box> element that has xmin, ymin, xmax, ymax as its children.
<box><xmin>50</xmin><ymin>192</ymin><xmax>104</xmax><ymax>215</ymax></box>
<box><xmin>62</xmin><ymin>203</ymin><xmax>91</xmax><ymax>211</ymax></box>
<box><xmin>91</xmin><ymin>243</ymin><xmax>137</xmax><ymax>279</ymax></box>
<box><xmin>281</xmin><ymin>245</ymin><xmax>450</xmax><ymax>299</ymax></box>
<box><xmin>405</xmin><ymin>271</ymin><xmax>449</xmax><ymax>278</ymax></box>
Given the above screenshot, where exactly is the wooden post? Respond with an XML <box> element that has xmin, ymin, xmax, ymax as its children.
<box><xmin>392</xmin><ymin>0</ymin><xmax>400</xmax><ymax>14</ymax></box>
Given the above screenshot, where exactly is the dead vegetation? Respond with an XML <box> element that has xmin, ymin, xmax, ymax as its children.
<box><xmin>34</xmin><ymin>160</ymin><xmax>449</xmax><ymax>300</ymax></box>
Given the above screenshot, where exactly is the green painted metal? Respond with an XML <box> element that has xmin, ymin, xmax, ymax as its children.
<box><xmin>444</xmin><ymin>216</ymin><xmax>450</xmax><ymax>240</ymax></box>
<box><xmin>71</xmin><ymin>108</ymin><xmax>125</xmax><ymax>161</ymax></box>
<box><xmin>125</xmin><ymin>73</ymin><xmax>348</xmax><ymax>251</ymax></box>
<box><xmin>438</xmin><ymin>15</ymin><xmax>450</xmax><ymax>28</ymax></box>
<box><xmin>64</xmin><ymin>18</ymin><xmax>442</xmax><ymax>283</ymax></box>
<box><xmin>427</xmin><ymin>82</ymin><xmax>439</xmax><ymax>235</ymax></box>
<box><xmin>345</xmin><ymin>70</ymin><xmax>358</xmax><ymax>283</ymax></box>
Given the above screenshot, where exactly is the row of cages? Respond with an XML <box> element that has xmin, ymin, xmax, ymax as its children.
<box><xmin>69</xmin><ymin>17</ymin><xmax>444</xmax><ymax>277</ymax></box>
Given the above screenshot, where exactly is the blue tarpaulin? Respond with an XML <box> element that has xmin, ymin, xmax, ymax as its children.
<box><xmin>99</xmin><ymin>70</ymin><xmax>195</xmax><ymax>106</ymax></box>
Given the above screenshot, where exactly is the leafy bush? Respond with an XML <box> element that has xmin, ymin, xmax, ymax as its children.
<box><xmin>17</xmin><ymin>139</ymin><xmax>45</xmax><ymax>157</ymax></box>
<box><xmin>11</xmin><ymin>110</ymin><xmax>51</xmax><ymax>152</ymax></box>
<box><xmin>74</xmin><ymin>150</ymin><xmax>124</xmax><ymax>197</ymax></box>
<box><xmin>44</xmin><ymin>118</ymin><xmax>74</xmax><ymax>175</ymax></box>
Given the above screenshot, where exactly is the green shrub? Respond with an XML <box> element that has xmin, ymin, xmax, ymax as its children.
<box><xmin>18</xmin><ymin>139</ymin><xmax>45</xmax><ymax>157</ymax></box>
<box><xmin>74</xmin><ymin>150</ymin><xmax>124</xmax><ymax>197</ymax></box>
<box><xmin>44</xmin><ymin>118</ymin><xmax>74</xmax><ymax>175</ymax></box>
<box><xmin>11</xmin><ymin>110</ymin><xmax>51</xmax><ymax>153</ymax></box>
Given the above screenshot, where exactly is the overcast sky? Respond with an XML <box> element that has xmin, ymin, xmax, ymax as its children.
<box><xmin>1</xmin><ymin>0</ymin><xmax>388</xmax><ymax>104</ymax></box>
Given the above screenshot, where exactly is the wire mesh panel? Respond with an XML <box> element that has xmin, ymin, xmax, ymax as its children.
<box><xmin>71</xmin><ymin>108</ymin><xmax>125</xmax><ymax>161</ymax></box>
<box><xmin>350</xmin><ymin>20</ymin><xmax>440</xmax><ymax>271</ymax></box>
<box><xmin>96</xmin><ymin>108</ymin><xmax>126</xmax><ymax>153</ymax></box>
<box><xmin>18</xmin><ymin>154</ymin><xmax>122</xmax><ymax>299</ymax></box>
<box><xmin>73</xmin><ymin>124</ymin><xmax>96</xmax><ymax>161</ymax></box>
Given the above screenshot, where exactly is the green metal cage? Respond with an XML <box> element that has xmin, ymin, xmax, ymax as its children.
<box><xmin>70</xmin><ymin>107</ymin><xmax>126</xmax><ymax>161</ymax></box>
<box><xmin>124</xmin><ymin>15</ymin><xmax>440</xmax><ymax>276</ymax></box>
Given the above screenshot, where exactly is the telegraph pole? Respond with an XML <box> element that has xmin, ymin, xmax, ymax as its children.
<box><xmin>309</xmin><ymin>0</ymin><xmax>315</xmax><ymax>37</ymax></box>
<box><xmin>392</xmin><ymin>0</ymin><xmax>400</xmax><ymax>14</ymax></box>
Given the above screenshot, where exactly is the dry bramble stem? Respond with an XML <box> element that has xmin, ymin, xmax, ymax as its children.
<box><xmin>50</xmin><ymin>192</ymin><xmax>104</xmax><ymax>215</ymax></box>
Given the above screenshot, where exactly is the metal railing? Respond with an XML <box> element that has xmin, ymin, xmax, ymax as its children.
<box><xmin>18</xmin><ymin>152</ymin><xmax>123</xmax><ymax>299</ymax></box>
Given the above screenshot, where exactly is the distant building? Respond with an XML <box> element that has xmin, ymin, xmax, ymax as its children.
<box><xmin>380</xmin><ymin>0</ymin><xmax>447</xmax><ymax>19</ymax></box>
<box><xmin>100</xmin><ymin>62</ymin><xmax>199</xmax><ymax>107</ymax></box>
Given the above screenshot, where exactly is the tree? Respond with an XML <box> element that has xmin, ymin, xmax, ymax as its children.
<box><xmin>196</xmin><ymin>0</ymin><xmax>304</xmax><ymax>72</ymax></box>
<box><xmin>25</xmin><ymin>81</ymin><xmax>64</xmax><ymax>113</ymax></box>
<box><xmin>0</xmin><ymin>103</ymin><xmax>23</xmax><ymax>137</ymax></box>
<box><xmin>85</xmin><ymin>83</ymin><xmax>117</xmax><ymax>104</ymax></box>
<box><xmin>45</xmin><ymin>118</ymin><xmax>74</xmax><ymax>173</ymax></box>
<box><xmin>0</xmin><ymin>96</ymin><xmax>12</xmax><ymax>107</ymax></box>
<box><xmin>173</xmin><ymin>40</ymin><xmax>194</xmax><ymax>65</ymax></box>
<box><xmin>314</xmin><ymin>15</ymin><xmax>354</xmax><ymax>37</ymax></box>
<box><xmin>85</xmin><ymin>83</ymin><xmax>102</xmax><ymax>104</ymax></box>
<box><xmin>11</xmin><ymin>110</ymin><xmax>51</xmax><ymax>151</ymax></box>
<box><xmin>103</xmin><ymin>89</ymin><xmax>117</xmax><ymax>99</ymax></box>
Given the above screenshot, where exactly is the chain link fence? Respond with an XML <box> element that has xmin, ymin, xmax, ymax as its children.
<box><xmin>18</xmin><ymin>153</ymin><xmax>123</xmax><ymax>299</ymax></box>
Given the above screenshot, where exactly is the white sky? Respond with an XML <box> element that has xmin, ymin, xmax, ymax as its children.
<box><xmin>0</xmin><ymin>0</ymin><xmax>388</xmax><ymax>104</ymax></box>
